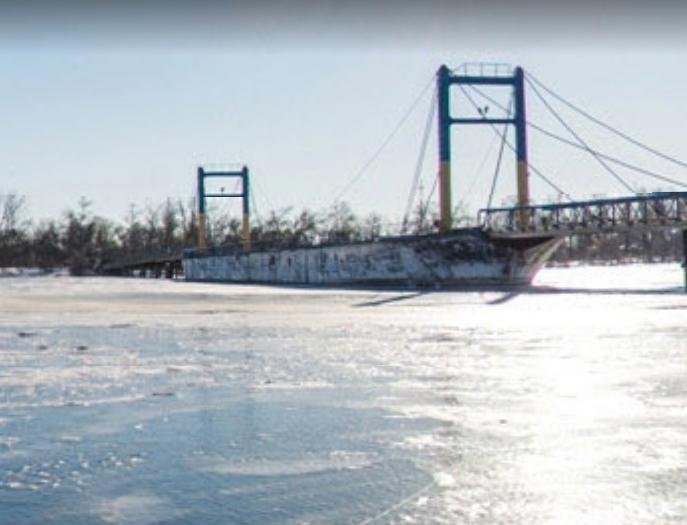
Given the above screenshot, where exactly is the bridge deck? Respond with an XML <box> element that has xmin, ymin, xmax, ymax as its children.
<box><xmin>101</xmin><ymin>251</ymin><xmax>183</xmax><ymax>277</ymax></box>
<box><xmin>480</xmin><ymin>192</ymin><xmax>687</xmax><ymax>238</ymax></box>
<box><xmin>100</xmin><ymin>192</ymin><xmax>687</xmax><ymax>278</ymax></box>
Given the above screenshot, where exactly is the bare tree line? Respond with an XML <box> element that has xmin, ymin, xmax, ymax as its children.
<box><xmin>0</xmin><ymin>192</ymin><xmax>683</xmax><ymax>274</ymax></box>
<box><xmin>549</xmin><ymin>230</ymin><xmax>684</xmax><ymax>266</ymax></box>
<box><xmin>0</xmin><ymin>193</ymin><xmax>445</xmax><ymax>274</ymax></box>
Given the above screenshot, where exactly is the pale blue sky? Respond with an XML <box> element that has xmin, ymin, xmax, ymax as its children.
<box><xmin>2</xmin><ymin>3</ymin><xmax>687</xmax><ymax>225</ymax></box>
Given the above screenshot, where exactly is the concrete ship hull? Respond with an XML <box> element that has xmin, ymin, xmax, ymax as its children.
<box><xmin>182</xmin><ymin>228</ymin><xmax>562</xmax><ymax>288</ymax></box>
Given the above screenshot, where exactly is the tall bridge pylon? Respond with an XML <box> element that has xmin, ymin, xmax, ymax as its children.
<box><xmin>436</xmin><ymin>63</ymin><xmax>529</xmax><ymax>232</ymax></box>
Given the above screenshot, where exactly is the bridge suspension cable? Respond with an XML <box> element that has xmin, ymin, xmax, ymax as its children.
<box><xmin>250</xmin><ymin>188</ymin><xmax>261</xmax><ymax>223</ymax></box>
<box><xmin>530</xmin><ymin>125</ymin><xmax>687</xmax><ymax>190</ymax></box>
<box><xmin>464</xmin><ymin>131</ymin><xmax>500</xmax><ymax>202</ymax></box>
<box><xmin>487</xmin><ymin>98</ymin><xmax>511</xmax><ymax>210</ymax></box>
<box><xmin>466</xmin><ymin>84</ymin><xmax>687</xmax><ymax>190</ymax></box>
<box><xmin>423</xmin><ymin>174</ymin><xmax>439</xmax><ymax>219</ymax></box>
<box><xmin>525</xmin><ymin>72</ymin><xmax>687</xmax><ymax>171</ymax></box>
<box><xmin>331</xmin><ymin>74</ymin><xmax>435</xmax><ymax>204</ymax></box>
<box><xmin>524</xmin><ymin>76</ymin><xmax>636</xmax><ymax>194</ymax></box>
<box><xmin>458</xmin><ymin>85</ymin><xmax>572</xmax><ymax>200</ymax></box>
<box><xmin>402</xmin><ymin>91</ymin><xmax>436</xmax><ymax>232</ymax></box>
<box><xmin>252</xmin><ymin>175</ymin><xmax>278</xmax><ymax>222</ymax></box>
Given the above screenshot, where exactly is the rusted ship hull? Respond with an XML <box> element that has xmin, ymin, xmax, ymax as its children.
<box><xmin>182</xmin><ymin>228</ymin><xmax>562</xmax><ymax>288</ymax></box>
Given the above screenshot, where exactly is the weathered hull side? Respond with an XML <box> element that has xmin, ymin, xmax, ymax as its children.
<box><xmin>182</xmin><ymin>229</ymin><xmax>562</xmax><ymax>288</ymax></box>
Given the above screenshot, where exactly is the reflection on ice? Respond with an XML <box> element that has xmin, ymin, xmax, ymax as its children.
<box><xmin>98</xmin><ymin>493</ymin><xmax>179</xmax><ymax>525</ymax></box>
<box><xmin>0</xmin><ymin>264</ymin><xmax>686</xmax><ymax>523</ymax></box>
<box><xmin>194</xmin><ymin>450</ymin><xmax>374</xmax><ymax>476</ymax></box>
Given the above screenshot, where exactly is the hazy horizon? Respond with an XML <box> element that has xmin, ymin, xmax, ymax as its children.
<box><xmin>2</xmin><ymin>2</ymin><xmax>687</xmax><ymax>224</ymax></box>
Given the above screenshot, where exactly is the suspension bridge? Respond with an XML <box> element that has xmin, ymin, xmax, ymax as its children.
<box><xmin>103</xmin><ymin>62</ymin><xmax>687</xmax><ymax>287</ymax></box>
<box><xmin>408</xmin><ymin>62</ymin><xmax>687</xmax><ymax>280</ymax></box>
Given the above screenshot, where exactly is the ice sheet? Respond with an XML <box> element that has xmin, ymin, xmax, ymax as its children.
<box><xmin>0</xmin><ymin>264</ymin><xmax>686</xmax><ymax>523</ymax></box>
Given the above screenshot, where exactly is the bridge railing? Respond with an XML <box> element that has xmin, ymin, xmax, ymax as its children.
<box><xmin>479</xmin><ymin>192</ymin><xmax>687</xmax><ymax>237</ymax></box>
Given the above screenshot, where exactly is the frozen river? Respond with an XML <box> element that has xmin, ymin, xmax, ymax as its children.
<box><xmin>1</xmin><ymin>264</ymin><xmax>686</xmax><ymax>524</ymax></box>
